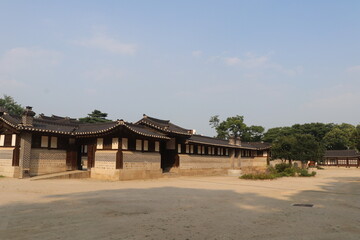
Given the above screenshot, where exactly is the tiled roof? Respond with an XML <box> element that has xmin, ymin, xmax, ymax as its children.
<box><xmin>0</xmin><ymin>113</ymin><xmax>22</xmax><ymax>127</ymax></box>
<box><xmin>137</xmin><ymin>115</ymin><xmax>192</xmax><ymax>135</ymax></box>
<box><xmin>324</xmin><ymin>150</ymin><xmax>360</xmax><ymax>158</ymax></box>
<box><xmin>0</xmin><ymin>113</ymin><xmax>169</xmax><ymax>139</ymax></box>
<box><xmin>123</xmin><ymin>123</ymin><xmax>169</xmax><ymax>139</ymax></box>
<box><xmin>187</xmin><ymin>135</ymin><xmax>271</xmax><ymax>150</ymax></box>
<box><xmin>187</xmin><ymin>135</ymin><xmax>236</xmax><ymax>148</ymax></box>
<box><xmin>38</xmin><ymin>114</ymin><xmax>79</xmax><ymax>124</ymax></box>
<box><xmin>0</xmin><ymin>111</ymin><xmax>271</xmax><ymax>147</ymax></box>
<box><xmin>241</xmin><ymin>142</ymin><xmax>272</xmax><ymax>150</ymax></box>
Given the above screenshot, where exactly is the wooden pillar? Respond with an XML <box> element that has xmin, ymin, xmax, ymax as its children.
<box><xmin>66</xmin><ymin>138</ymin><xmax>77</xmax><ymax>170</ymax></box>
<box><xmin>87</xmin><ymin>144</ymin><xmax>95</xmax><ymax>169</ymax></box>
<box><xmin>116</xmin><ymin>150</ymin><xmax>123</xmax><ymax>169</ymax></box>
<box><xmin>12</xmin><ymin>135</ymin><xmax>21</xmax><ymax>167</ymax></box>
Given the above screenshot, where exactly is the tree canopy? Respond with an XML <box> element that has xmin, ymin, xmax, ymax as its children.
<box><xmin>0</xmin><ymin>95</ymin><xmax>24</xmax><ymax>116</ymax></box>
<box><xmin>271</xmin><ymin>134</ymin><xmax>323</xmax><ymax>163</ymax></box>
<box><xmin>209</xmin><ymin>115</ymin><xmax>264</xmax><ymax>141</ymax></box>
<box><xmin>210</xmin><ymin>114</ymin><xmax>360</xmax><ymax>163</ymax></box>
<box><xmin>79</xmin><ymin>110</ymin><xmax>112</xmax><ymax>123</ymax></box>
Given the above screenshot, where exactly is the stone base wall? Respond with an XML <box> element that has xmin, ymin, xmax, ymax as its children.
<box><xmin>241</xmin><ymin>156</ymin><xmax>268</xmax><ymax>174</ymax></box>
<box><xmin>91</xmin><ymin>151</ymin><xmax>162</xmax><ymax>181</ymax></box>
<box><xmin>178</xmin><ymin>154</ymin><xmax>231</xmax><ymax>169</ymax></box>
<box><xmin>94</xmin><ymin>150</ymin><xmax>117</xmax><ymax>170</ymax></box>
<box><xmin>123</xmin><ymin>151</ymin><xmax>161</xmax><ymax>170</ymax></box>
<box><xmin>0</xmin><ymin>148</ymin><xmax>15</xmax><ymax>177</ymax></box>
<box><xmin>30</xmin><ymin>149</ymin><xmax>67</xmax><ymax>176</ymax></box>
<box><xmin>170</xmin><ymin>168</ymin><xmax>229</xmax><ymax>176</ymax></box>
<box><xmin>233</xmin><ymin>156</ymin><xmax>242</xmax><ymax>169</ymax></box>
<box><xmin>91</xmin><ymin>169</ymin><xmax>162</xmax><ymax>181</ymax></box>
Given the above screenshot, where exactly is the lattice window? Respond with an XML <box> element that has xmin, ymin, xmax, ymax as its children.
<box><xmin>122</xmin><ymin>138</ymin><xmax>128</xmax><ymax>150</ymax></box>
<box><xmin>155</xmin><ymin>141</ymin><xmax>160</xmax><ymax>152</ymax></box>
<box><xmin>50</xmin><ymin>137</ymin><xmax>58</xmax><ymax>148</ymax></box>
<box><xmin>41</xmin><ymin>136</ymin><xmax>49</xmax><ymax>148</ymax></box>
<box><xmin>97</xmin><ymin>138</ymin><xmax>103</xmax><ymax>150</ymax></box>
<box><xmin>112</xmin><ymin>138</ymin><xmax>119</xmax><ymax>150</ymax></box>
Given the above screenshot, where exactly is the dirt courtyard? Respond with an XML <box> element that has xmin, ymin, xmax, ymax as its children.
<box><xmin>1</xmin><ymin>168</ymin><xmax>360</xmax><ymax>240</ymax></box>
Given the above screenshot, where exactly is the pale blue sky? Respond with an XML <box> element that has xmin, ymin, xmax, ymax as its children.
<box><xmin>1</xmin><ymin>0</ymin><xmax>360</xmax><ymax>136</ymax></box>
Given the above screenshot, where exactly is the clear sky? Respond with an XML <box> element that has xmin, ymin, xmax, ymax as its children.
<box><xmin>1</xmin><ymin>0</ymin><xmax>359</xmax><ymax>136</ymax></box>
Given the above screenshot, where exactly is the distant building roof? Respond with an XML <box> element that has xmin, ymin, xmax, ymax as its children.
<box><xmin>187</xmin><ymin>135</ymin><xmax>271</xmax><ymax>150</ymax></box>
<box><xmin>324</xmin><ymin>150</ymin><xmax>360</xmax><ymax>158</ymax></box>
<box><xmin>187</xmin><ymin>134</ymin><xmax>236</xmax><ymax>148</ymax></box>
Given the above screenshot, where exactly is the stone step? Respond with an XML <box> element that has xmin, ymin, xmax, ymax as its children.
<box><xmin>30</xmin><ymin>170</ymin><xmax>90</xmax><ymax>180</ymax></box>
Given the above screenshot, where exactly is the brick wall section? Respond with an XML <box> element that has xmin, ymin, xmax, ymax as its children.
<box><xmin>123</xmin><ymin>151</ymin><xmax>161</xmax><ymax>170</ymax></box>
<box><xmin>30</xmin><ymin>149</ymin><xmax>67</xmax><ymax>176</ymax></box>
<box><xmin>94</xmin><ymin>150</ymin><xmax>117</xmax><ymax>170</ymax></box>
<box><xmin>19</xmin><ymin>132</ymin><xmax>32</xmax><ymax>178</ymax></box>
<box><xmin>0</xmin><ymin>148</ymin><xmax>15</xmax><ymax>177</ymax></box>
<box><xmin>178</xmin><ymin>154</ymin><xmax>231</xmax><ymax>169</ymax></box>
<box><xmin>241</xmin><ymin>156</ymin><xmax>267</xmax><ymax>168</ymax></box>
<box><xmin>91</xmin><ymin>151</ymin><xmax>161</xmax><ymax>180</ymax></box>
<box><xmin>241</xmin><ymin>156</ymin><xmax>268</xmax><ymax>174</ymax></box>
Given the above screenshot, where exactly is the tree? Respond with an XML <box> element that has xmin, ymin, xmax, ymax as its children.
<box><xmin>263</xmin><ymin>127</ymin><xmax>293</xmax><ymax>143</ymax></box>
<box><xmin>291</xmin><ymin>123</ymin><xmax>335</xmax><ymax>142</ymax></box>
<box><xmin>209</xmin><ymin>115</ymin><xmax>264</xmax><ymax>141</ymax></box>
<box><xmin>271</xmin><ymin>134</ymin><xmax>323</xmax><ymax>165</ymax></box>
<box><xmin>79</xmin><ymin>110</ymin><xmax>112</xmax><ymax>123</ymax></box>
<box><xmin>271</xmin><ymin>135</ymin><xmax>297</xmax><ymax>163</ymax></box>
<box><xmin>351</xmin><ymin>125</ymin><xmax>360</xmax><ymax>151</ymax></box>
<box><xmin>0</xmin><ymin>95</ymin><xmax>24</xmax><ymax>116</ymax></box>
<box><xmin>242</xmin><ymin>125</ymin><xmax>265</xmax><ymax>142</ymax></box>
<box><xmin>322</xmin><ymin>128</ymin><xmax>351</xmax><ymax>150</ymax></box>
<box><xmin>292</xmin><ymin>134</ymin><xmax>324</xmax><ymax>163</ymax></box>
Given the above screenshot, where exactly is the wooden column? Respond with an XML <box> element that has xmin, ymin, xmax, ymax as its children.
<box><xmin>66</xmin><ymin>138</ymin><xmax>77</xmax><ymax>170</ymax></box>
<box><xmin>87</xmin><ymin>144</ymin><xmax>95</xmax><ymax>169</ymax></box>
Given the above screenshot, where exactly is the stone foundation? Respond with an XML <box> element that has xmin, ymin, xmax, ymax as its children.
<box><xmin>91</xmin><ymin>151</ymin><xmax>162</xmax><ymax>180</ymax></box>
<box><xmin>178</xmin><ymin>154</ymin><xmax>231</xmax><ymax>169</ymax></box>
<box><xmin>30</xmin><ymin>149</ymin><xmax>67</xmax><ymax>176</ymax></box>
<box><xmin>123</xmin><ymin>151</ymin><xmax>161</xmax><ymax>170</ymax></box>
<box><xmin>0</xmin><ymin>148</ymin><xmax>15</xmax><ymax>177</ymax></box>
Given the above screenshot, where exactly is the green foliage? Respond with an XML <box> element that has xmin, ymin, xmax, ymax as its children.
<box><xmin>266</xmin><ymin>122</ymin><xmax>360</xmax><ymax>157</ymax></box>
<box><xmin>263</xmin><ymin>127</ymin><xmax>293</xmax><ymax>143</ymax></box>
<box><xmin>79</xmin><ymin>109</ymin><xmax>112</xmax><ymax>123</ymax></box>
<box><xmin>209</xmin><ymin>115</ymin><xmax>264</xmax><ymax>141</ymax></box>
<box><xmin>323</xmin><ymin>128</ymin><xmax>351</xmax><ymax>150</ymax></box>
<box><xmin>351</xmin><ymin>125</ymin><xmax>360</xmax><ymax>151</ymax></box>
<box><xmin>240</xmin><ymin>163</ymin><xmax>316</xmax><ymax>180</ymax></box>
<box><xmin>298</xmin><ymin>169</ymin><xmax>316</xmax><ymax>177</ymax></box>
<box><xmin>0</xmin><ymin>95</ymin><xmax>24</xmax><ymax>116</ymax></box>
<box><xmin>274</xmin><ymin>162</ymin><xmax>292</xmax><ymax>173</ymax></box>
<box><xmin>240</xmin><ymin>173</ymin><xmax>277</xmax><ymax>180</ymax></box>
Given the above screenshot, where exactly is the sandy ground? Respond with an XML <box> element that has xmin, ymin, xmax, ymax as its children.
<box><xmin>0</xmin><ymin>168</ymin><xmax>360</xmax><ymax>240</ymax></box>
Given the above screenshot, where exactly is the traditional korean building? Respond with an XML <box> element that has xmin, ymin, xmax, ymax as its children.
<box><xmin>0</xmin><ymin>107</ymin><xmax>271</xmax><ymax>180</ymax></box>
<box><xmin>323</xmin><ymin>150</ymin><xmax>360</xmax><ymax>168</ymax></box>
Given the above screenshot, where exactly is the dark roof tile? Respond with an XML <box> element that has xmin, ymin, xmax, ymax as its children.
<box><xmin>138</xmin><ymin>115</ymin><xmax>192</xmax><ymax>135</ymax></box>
<box><xmin>324</xmin><ymin>150</ymin><xmax>360</xmax><ymax>158</ymax></box>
